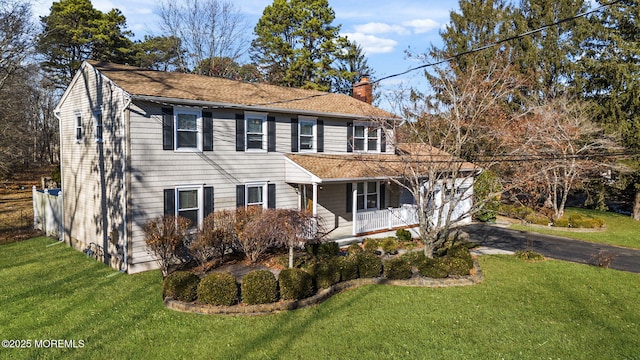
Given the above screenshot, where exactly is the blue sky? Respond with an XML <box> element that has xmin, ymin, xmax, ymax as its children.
<box><xmin>32</xmin><ymin>0</ymin><xmax>461</xmax><ymax>106</ymax></box>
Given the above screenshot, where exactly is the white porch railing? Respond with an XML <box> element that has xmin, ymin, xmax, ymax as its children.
<box><xmin>355</xmin><ymin>204</ymin><xmax>418</xmax><ymax>234</ymax></box>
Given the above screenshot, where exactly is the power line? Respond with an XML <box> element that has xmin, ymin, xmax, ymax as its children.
<box><xmin>249</xmin><ymin>0</ymin><xmax>623</xmax><ymax>108</ymax></box>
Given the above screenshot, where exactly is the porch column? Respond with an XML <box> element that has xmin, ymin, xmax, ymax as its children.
<box><xmin>352</xmin><ymin>183</ymin><xmax>358</xmax><ymax>236</ymax></box>
<box><xmin>312</xmin><ymin>183</ymin><xmax>318</xmax><ymax>216</ymax></box>
<box><xmin>297</xmin><ymin>184</ymin><xmax>302</xmax><ymax>210</ymax></box>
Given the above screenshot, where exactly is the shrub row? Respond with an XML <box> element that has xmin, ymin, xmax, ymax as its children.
<box><xmin>553</xmin><ymin>214</ymin><xmax>604</xmax><ymax>228</ymax></box>
<box><xmin>163</xmin><ymin>246</ymin><xmax>475</xmax><ymax>305</ymax></box>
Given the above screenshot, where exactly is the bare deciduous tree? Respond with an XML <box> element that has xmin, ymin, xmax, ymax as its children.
<box><xmin>144</xmin><ymin>215</ymin><xmax>191</xmax><ymax>277</ymax></box>
<box><xmin>514</xmin><ymin>97</ymin><xmax>621</xmax><ymax>219</ymax></box>
<box><xmin>190</xmin><ymin>209</ymin><xmax>236</xmax><ymax>268</ymax></box>
<box><xmin>157</xmin><ymin>0</ymin><xmax>248</xmax><ymax>75</ymax></box>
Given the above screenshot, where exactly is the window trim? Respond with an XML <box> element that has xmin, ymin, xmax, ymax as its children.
<box><xmin>353</xmin><ymin>123</ymin><xmax>381</xmax><ymax>153</ymax></box>
<box><xmin>245</xmin><ymin>112</ymin><xmax>267</xmax><ymax>152</ymax></box>
<box><xmin>175</xmin><ymin>185</ymin><xmax>203</xmax><ymax>227</ymax></box>
<box><xmin>75</xmin><ymin>113</ymin><xmax>82</xmax><ymax>143</ymax></box>
<box><xmin>245</xmin><ymin>182</ymin><xmax>267</xmax><ymax>209</ymax></box>
<box><xmin>298</xmin><ymin>116</ymin><xmax>317</xmax><ymax>153</ymax></box>
<box><xmin>356</xmin><ymin>181</ymin><xmax>379</xmax><ymax>211</ymax></box>
<box><xmin>93</xmin><ymin>110</ymin><xmax>103</xmax><ymax>143</ymax></box>
<box><xmin>174</xmin><ymin>107</ymin><xmax>202</xmax><ymax>152</ymax></box>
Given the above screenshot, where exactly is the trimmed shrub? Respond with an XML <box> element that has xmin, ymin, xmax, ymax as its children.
<box><xmin>279</xmin><ymin>268</ymin><xmax>314</xmax><ymax>300</ymax></box>
<box><xmin>499</xmin><ymin>204</ymin><xmax>534</xmax><ymax>220</ymax></box>
<box><xmin>347</xmin><ymin>243</ymin><xmax>363</xmax><ymax>256</ymax></box>
<box><xmin>197</xmin><ymin>272</ymin><xmax>238</xmax><ymax>306</ymax></box>
<box><xmin>241</xmin><ymin>270</ymin><xmax>278</xmax><ymax>305</ymax></box>
<box><xmin>337</xmin><ymin>255</ymin><xmax>359</xmax><ymax>281</ymax></box>
<box><xmin>162</xmin><ymin>271</ymin><xmax>200</xmax><ymax>302</ymax></box>
<box><xmin>305</xmin><ymin>242</ymin><xmax>319</xmax><ymax>256</ymax></box>
<box><xmin>395</xmin><ymin>228</ymin><xmax>412</xmax><ymax>242</ymax></box>
<box><xmin>443</xmin><ymin>256</ymin><xmax>471</xmax><ymax>276</ymax></box>
<box><xmin>446</xmin><ymin>244</ymin><xmax>474</xmax><ymax>269</ymax></box>
<box><xmin>317</xmin><ymin>241</ymin><xmax>340</xmax><ymax>257</ymax></box>
<box><xmin>417</xmin><ymin>257</ymin><xmax>449</xmax><ymax>278</ymax></box>
<box><xmin>381</xmin><ymin>237</ymin><xmax>399</xmax><ymax>255</ymax></box>
<box><xmin>399</xmin><ymin>251</ymin><xmax>426</xmax><ymax>266</ymax></box>
<box><xmin>363</xmin><ymin>238</ymin><xmax>380</xmax><ymax>252</ymax></box>
<box><xmin>572</xmin><ymin>216</ymin><xmax>604</xmax><ymax>228</ymax></box>
<box><xmin>553</xmin><ymin>217</ymin><xmax>570</xmax><ymax>228</ymax></box>
<box><xmin>475</xmin><ymin>208</ymin><xmax>497</xmax><ymax>223</ymax></box>
<box><xmin>383</xmin><ymin>257</ymin><xmax>412</xmax><ymax>280</ymax></box>
<box><xmin>515</xmin><ymin>250</ymin><xmax>545</xmax><ymax>262</ymax></box>
<box><xmin>309</xmin><ymin>257</ymin><xmax>342</xmax><ymax>289</ymax></box>
<box><xmin>525</xmin><ymin>213</ymin><xmax>550</xmax><ymax>226</ymax></box>
<box><xmin>356</xmin><ymin>252</ymin><xmax>383</xmax><ymax>278</ymax></box>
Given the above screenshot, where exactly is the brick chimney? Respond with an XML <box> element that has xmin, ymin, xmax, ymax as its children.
<box><xmin>352</xmin><ymin>75</ymin><xmax>373</xmax><ymax>104</ymax></box>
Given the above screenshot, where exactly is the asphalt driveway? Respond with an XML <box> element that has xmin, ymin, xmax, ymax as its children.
<box><xmin>463</xmin><ymin>223</ymin><xmax>640</xmax><ymax>273</ymax></box>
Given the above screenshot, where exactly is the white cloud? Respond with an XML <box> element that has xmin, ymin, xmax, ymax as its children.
<box><xmin>354</xmin><ymin>22</ymin><xmax>409</xmax><ymax>35</ymax></box>
<box><xmin>343</xmin><ymin>33</ymin><xmax>398</xmax><ymax>54</ymax></box>
<box><xmin>402</xmin><ymin>19</ymin><xmax>439</xmax><ymax>34</ymax></box>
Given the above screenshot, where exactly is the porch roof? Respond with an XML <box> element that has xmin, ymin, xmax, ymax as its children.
<box><xmin>285</xmin><ymin>144</ymin><xmax>479</xmax><ymax>184</ymax></box>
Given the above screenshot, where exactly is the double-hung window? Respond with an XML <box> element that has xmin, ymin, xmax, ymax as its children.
<box><xmin>299</xmin><ymin>117</ymin><xmax>316</xmax><ymax>152</ymax></box>
<box><xmin>353</xmin><ymin>124</ymin><xmax>380</xmax><ymax>152</ymax></box>
<box><xmin>356</xmin><ymin>181</ymin><xmax>379</xmax><ymax>210</ymax></box>
<box><xmin>93</xmin><ymin>111</ymin><xmax>103</xmax><ymax>142</ymax></box>
<box><xmin>177</xmin><ymin>188</ymin><xmax>200</xmax><ymax>226</ymax></box>
<box><xmin>75</xmin><ymin>114</ymin><xmax>82</xmax><ymax>142</ymax></box>
<box><xmin>246</xmin><ymin>113</ymin><xmax>266</xmax><ymax>150</ymax></box>
<box><xmin>175</xmin><ymin>109</ymin><xmax>201</xmax><ymax>150</ymax></box>
<box><xmin>246</xmin><ymin>183</ymin><xmax>266</xmax><ymax>208</ymax></box>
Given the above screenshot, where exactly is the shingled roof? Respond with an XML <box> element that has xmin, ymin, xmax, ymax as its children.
<box><xmin>286</xmin><ymin>143</ymin><xmax>479</xmax><ymax>182</ymax></box>
<box><xmin>87</xmin><ymin>61</ymin><xmax>398</xmax><ymax>119</ymax></box>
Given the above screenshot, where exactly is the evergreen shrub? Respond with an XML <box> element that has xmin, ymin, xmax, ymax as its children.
<box><xmin>197</xmin><ymin>272</ymin><xmax>238</xmax><ymax>306</ymax></box>
<box><xmin>241</xmin><ymin>270</ymin><xmax>278</xmax><ymax>305</ymax></box>
<box><xmin>279</xmin><ymin>268</ymin><xmax>314</xmax><ymax>300</ymax></box>
<box><xmin>162</xmin><ymin>271</ymin><xmax>200</xmax><ymax>302</ymax></box>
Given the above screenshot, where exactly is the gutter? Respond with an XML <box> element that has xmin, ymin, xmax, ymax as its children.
<box><xmin>130</xmin><ymin>95</ymin><xmax>401</xmax><ymax>122</ymax></box>
<box><xmin>121</xmin><ymin>95</ymin><xmax>132</xmax><ymax>272</ymax></box>
<box><xmin>54</xmin><ymin>110</ymin><xmax>64</xmax><ymax>242</ymax></box>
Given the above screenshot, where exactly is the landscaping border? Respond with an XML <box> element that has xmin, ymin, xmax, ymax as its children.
<box><xmin>164</xmin><ymin>259</ymin><xmax>484</xmax><ymax>316</ymax></box>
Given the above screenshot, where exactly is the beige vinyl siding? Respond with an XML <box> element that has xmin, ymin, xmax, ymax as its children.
<box><xmin>126</xmin><ymin>103</ymin><xmax>300</xmax><ymax>271</ymax></box>
<box><xmin>315</xmin><ymin>183</ymin><xmax>352</xmax><ymax>231</ymax></box>
<box><xmin>58</xmin><ymin>64</ymin><xmax>126</xmax><ymax>269</ymax></box>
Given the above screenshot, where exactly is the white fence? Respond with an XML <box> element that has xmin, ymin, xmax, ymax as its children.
<box><xmin>355</xmin><ymin>204</ymin><xmax>419</xmax><ymax>234</ymax></box>
<box><xmin>32</xmin><ymin>186</ymin><xmax>63</xmax><ymax>240</ymax></box>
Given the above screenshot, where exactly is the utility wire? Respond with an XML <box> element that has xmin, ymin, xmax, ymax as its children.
<box><xmin>250</xmin><ymin>0</ymin><xmax>623</xmax><ymax>107</ymax></box>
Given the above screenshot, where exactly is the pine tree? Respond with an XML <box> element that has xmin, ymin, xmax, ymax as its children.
<box><xmin>37</xmin><ymin>0</ymin><xmax>134</xmax><ymax>88</ymax></box>
<box><xmin>250</xmin><ymin>0</ymin><xmax>351</xmax><ymax>91</ymax></box>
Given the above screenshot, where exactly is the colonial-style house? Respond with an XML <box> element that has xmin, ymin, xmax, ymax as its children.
<box><xmin>55</xmin><ymin>61</ymin><xmax>475</xmax><ymax>273</ymax></box>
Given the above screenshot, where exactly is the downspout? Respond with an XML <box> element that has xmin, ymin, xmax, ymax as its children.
<box><xmin>54</xmin><ymin>110</ymin><xmax>64</xmax><ymax>242</ymax></box>
<box><xmin>121</xmin><ymin>95</ymin><xmax>132</xmax><ymax>272</ymax></box>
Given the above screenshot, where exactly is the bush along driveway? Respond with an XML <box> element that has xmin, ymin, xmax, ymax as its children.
<box><xmin>464</xmin><ymin>223</ymin><xmax>640</xmax><ymax>273</ymax></box>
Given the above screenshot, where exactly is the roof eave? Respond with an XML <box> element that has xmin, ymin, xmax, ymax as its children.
<box><xmin>130</xmin><ymin>94</ymin><xmax>400</xmax><ymax>121</ymax></box>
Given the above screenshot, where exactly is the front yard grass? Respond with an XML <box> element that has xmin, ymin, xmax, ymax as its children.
<box><xmin>1</xmin><ymin>237</ymin><xmax>639</xmax><ymax>359</ymax></box>
<box><xmin>511</xmin><ymin>207</ymin><xmax>640</xmax><ymax>249</ymax></box>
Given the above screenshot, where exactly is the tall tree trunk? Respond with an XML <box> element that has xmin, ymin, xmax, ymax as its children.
<box><xmin>633</xmin><ymin>187</ymin><xmax>640</xmax><ymax>221</ymax></box>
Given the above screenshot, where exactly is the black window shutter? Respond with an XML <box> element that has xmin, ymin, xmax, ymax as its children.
<box><xmin>162</xmin><ymin>108</ymin><xmax>174</xmax><ymax>150</ymax></box>
<box><xmin>268</xmin><ymin>183</ymin><xmax>276</xmax><ymax>209</ymax></box>
<box><xmin>163</xmin><ymin>189</ymin><xmax>175</xmax><ymax>216</ymax></box>
<box><xmin>317</xmin><ymin>120</ymin><xmax>324</xmax><ymax>153</ymax></box>
<box><xmin>346</xmin><ymin>183</ymin><xmax>353</xmax><ymax>213</ymax></box>
<box><xmin>203</xmin><ymin>111</ymin><xmax>213</xmax><ymax>151</ymax></box>
<box><xmin>236</xmin><ymin>185</ymin><xmax>245</xmax><ymax>208</ymax></box>
<box><xmin>291</xmin><ymin>118</ymin><xmax>299</xmax><ymax>152</ymax></box>
<box><xmin>380</xmin><ymin>183</ymin><xmax>386</xmax><ymax>209</ymax></box>
<box><xmin>380</xmin><ymin>128</ymin><xmax>386</xmax><ymax>153</ymax></box>
<box><xmin>204</xmin><ymin>186</ymin><xmax>214</xmax><ymax>218</ymax></box>
<box><xmin>235</xmin><ymin>114</ymin><xmax>244</xmax><ymax>151</ymax></box>
<box><xmin>267</xmin><ymin>116</ymin><xmax>276</xmax><ymax>152</ymax></box>
<box><xmin>347</xmin><ymin>122</ymin><xmax>353</xmax><ymax>153</ymax></box>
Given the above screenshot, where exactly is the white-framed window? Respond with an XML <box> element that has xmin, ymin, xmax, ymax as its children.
<box><xmin>93</xmin><ymin>111</ymin><xmax>103</xmax><ymax>142</ymax></box>
<box><xmin>354</xmin><ymin>124</ymin><xmax>380</xmax><ymax>152</ymax></box>
<box><xmin>175</xmin><ymin>108</ymin><xmax>201</xmax><ymax>151</ymax></box>
<box><xmin>246</xmin><ymin>112</ymin><xmax>267</xmax><ymax>151</ymax></box>
<box><xmin>75</xmin><ymin>113</ymin><xmax>82</xmax><ymax>142</ymax></box>
<box><xmin>356</xmin><ymin>181</ymin><xmax>379</xmax><ymax>210</ymax></box>
<box><xmin>176</xmin><ymin>186</ymin><xmax>202</xmax><ymax>227</ymax></box>
<box><xmin>299</xmin><ymin>117</ymin><xmax>316</xmax><ymax>152</ymax></box>
<box><xmin>246</xmin><ymin>182</ymin><xmax>267</xmax><ymax>208</ymax></box>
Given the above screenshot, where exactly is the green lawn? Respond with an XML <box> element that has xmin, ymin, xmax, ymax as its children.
<box><xmin>1</xmin><ymin>237</ymin><xmax>639</xmax><ymax>359</ymax></box>
<box><xmin>511</xmin><ymin>207</ymin><xmax>640</xmax><ymax>249</ymax></box>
